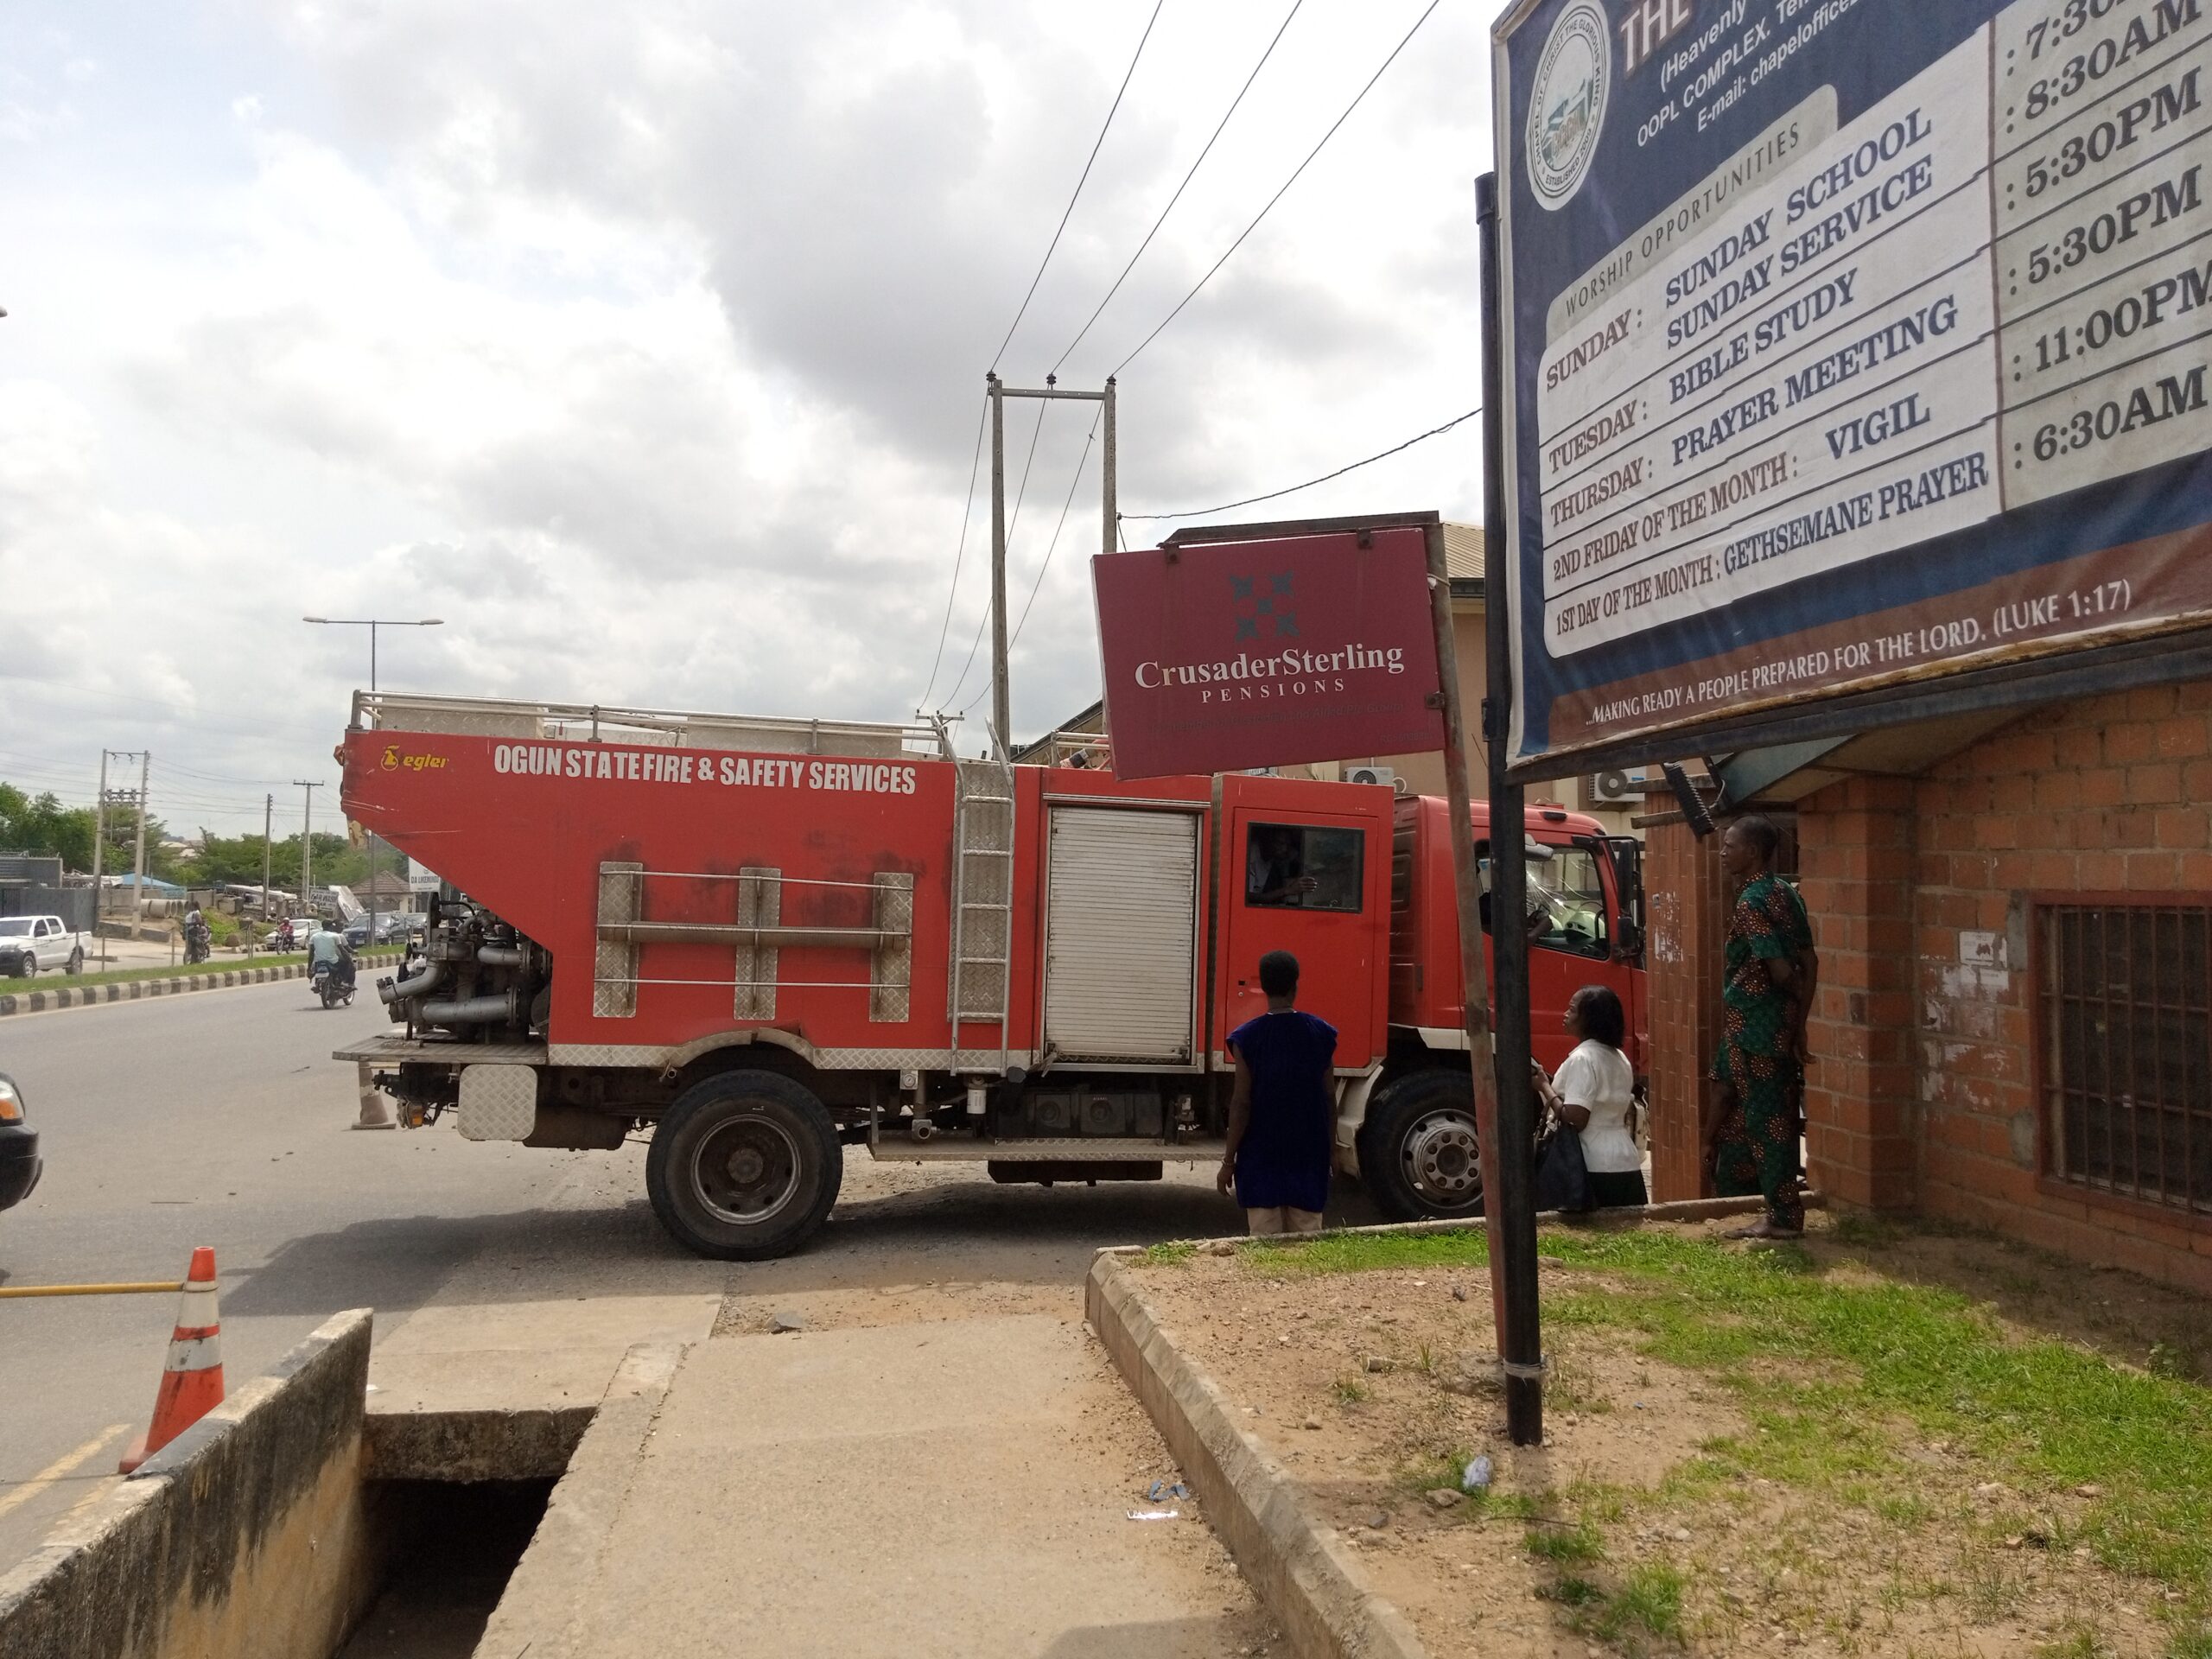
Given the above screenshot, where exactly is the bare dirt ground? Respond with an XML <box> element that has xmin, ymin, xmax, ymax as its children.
<box><xmin>1127</xmin><ymin>1212</ymin><xmax>2211</xmax><ymax>1659</ymax></box>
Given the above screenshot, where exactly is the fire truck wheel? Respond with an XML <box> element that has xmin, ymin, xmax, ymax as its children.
<box><xmin>646</xmin><ymin>1070</ymin><xmax>843</xmax><ymax>1260</ymax></box>
<box><xmin>1360</xmin><ymin>1069</ymin><xmax>1485</xmax><ymax>1222</ymax></box>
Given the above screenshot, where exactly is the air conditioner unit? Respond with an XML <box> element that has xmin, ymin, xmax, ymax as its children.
<box><xmin>1586</xmin><ymin>769</ymin><xmax>1643</xmax><ymax>806</ymax></box>
<box><xmin>1345</xmin><ymin>765</ymin><xmax>1396</xmax><ymax>790</ymax></box>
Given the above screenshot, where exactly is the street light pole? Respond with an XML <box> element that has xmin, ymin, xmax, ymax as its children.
<box><xmin>302</xmin><ymin>615</ymin><xmax>442</xmax><ymax>948</ymax></box>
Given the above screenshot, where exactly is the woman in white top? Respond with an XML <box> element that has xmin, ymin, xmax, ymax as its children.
<box><xmin>1535</xmin><ymin>985</ymin><xmax>1645</xmax><ymax>1209</ymax></box>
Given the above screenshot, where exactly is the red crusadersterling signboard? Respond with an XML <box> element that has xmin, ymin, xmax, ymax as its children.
<box><xmin>1092</xmin><ymin>526</ymin><xmax>1444</xmax><ymax>781</ymax></box>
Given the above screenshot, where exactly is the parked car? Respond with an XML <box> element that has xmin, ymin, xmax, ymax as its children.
<box><xmin>0</xmin><ymin>1073</ymin><xmax>41</xmax><ymax>1214</ymax></box>
<box><xmin>344</xmin><ymin>914</ymin><xmax>412</xmax><ymax>948</ymax></box>
<box><xmin>0</xmin><ymin>916</ymin><xmax>89</xmax><ymax>979</ymax></box>
<box><xmin>262</xmin><ymin>920</ymin><xmax>323</xmax><ymax>952</ymax></box>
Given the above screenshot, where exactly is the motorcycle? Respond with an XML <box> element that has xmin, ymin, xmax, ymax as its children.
<box><xmin>183</xmin><ymin>919</ymin><xmax>213</xmax><ymax>965</ymax></box>
<box><xmin>311</xmin><ymin>958</ymin><xmax>355</xmax><ymax>1009</ymax></box>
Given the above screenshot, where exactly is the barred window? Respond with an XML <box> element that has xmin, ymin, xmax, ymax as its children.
<box><xmin>2040</xmin><ymin>905</ymin><xmax>2212</xmax><ymax>1216</ymax></box>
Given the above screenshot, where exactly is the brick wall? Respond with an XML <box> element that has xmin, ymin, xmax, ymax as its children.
<box><xmin>1797</xmin><ymin>776</ymin><xmax>1921</xmax><ymax>1211</ymax></box>
<box><xmin>1795</xmin><ymin>682</ymin><xmax>2212</xmax><ymax>1294</ymax></box>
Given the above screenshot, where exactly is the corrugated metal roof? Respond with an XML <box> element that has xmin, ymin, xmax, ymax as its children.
<box><xmin>1442</xmin><ymin>522</ymin><xmax>1484</xmax><ymax>582</ymax></box>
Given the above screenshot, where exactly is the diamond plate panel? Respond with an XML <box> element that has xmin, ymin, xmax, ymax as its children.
<box><xmin>870</xmin><ymin>872</ymin><xmax>913</xmax><ymax>1024</ymax></box>
<box><xmin>594</xmin><ymin>862</ymin><xmax>642</xmax><ymax>1018</ymax></box>
<box><xmin>458</xmin><ymin>1063</ymin><xmax>539</xmax><ymax>1141</ymax></box>
<box><xmin>734</xmin><ymin>867</ymin><xmax>779</xmax><ymax>1021</ymax></box>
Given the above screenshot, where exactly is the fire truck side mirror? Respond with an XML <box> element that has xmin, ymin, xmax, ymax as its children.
<box><xmin>1615</xmin><ymin>915</ymin><xmax>1643</xmax><ymax>960</ymax></box>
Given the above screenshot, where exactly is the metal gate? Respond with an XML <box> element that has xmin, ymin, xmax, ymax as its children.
<box><xmin>1041</xmin><ymin>807</ymin><xmax>1200</xmax><ymax>1064</ymax></box>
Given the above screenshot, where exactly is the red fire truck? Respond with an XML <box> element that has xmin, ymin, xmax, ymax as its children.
<box><xmin>335</xmin><ymin>693</ymin><xmax>1645</xmax><ymax>1259</ymax></box>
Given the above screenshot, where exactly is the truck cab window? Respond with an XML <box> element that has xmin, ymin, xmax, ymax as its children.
<box><xmin>1476</xmin><ymin>842</ymin><xmax>1610</xmax><ymax>959</ymax></box>
<box><xmin>1245</xmin><ymin>823</ymin><xmax>1363</xmax><ymax>912</ymax></box>
<box><xmin>1526</xmin><ymin>844</ymin><xmax>1610</xmax><ymax>959</ymax></box>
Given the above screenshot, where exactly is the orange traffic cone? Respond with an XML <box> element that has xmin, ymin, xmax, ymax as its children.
<box><xmin>119</xmin><ymin>1246</ymin><xmax>226</xmax><ymax>1473</ymax></box>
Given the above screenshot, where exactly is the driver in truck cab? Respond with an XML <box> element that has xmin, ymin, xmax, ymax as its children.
<box><xmin>1246</xmin><ymin>826</ymin><xmax>1318</xmax><ymax>906</ymax></box>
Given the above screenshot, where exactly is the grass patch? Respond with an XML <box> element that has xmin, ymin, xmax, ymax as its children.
<box><xmin>1526</xmin><ymin>1519</ymin><xmax>1605</xmax><ymax>1564</ymax></box>
<box><xmin>1141</xmin><ymin>1241</ymin><xmax>1197</xmax><ymax>1268</ymax></box>
<box><xmin>1332</xmin><ymin>1374</ymin><xmax>1370</xmax><ymax>1406</ymax></box>
<box><xmin>1238</xmin><ymin>1229</ymin><xmax>1487</xmax><ymax>1277</ymax></box>
<box><xmin>1539</xmin><ymin>1574</ymin><xmax>1604</xmax><ymax>1609</ymax></box>
<box><xmin>1599</xmin><ymin>1562</ymin><xmax>1687</xmax><ymax>1644</ymax></box>
<box><xmin>1527</xmin><ymin>1228</ymin><xmax>2212</xmax><ymax>1650</ymax></box>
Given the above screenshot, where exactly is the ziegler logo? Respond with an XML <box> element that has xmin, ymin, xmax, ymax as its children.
<box><xmin>381</xmin><ymin>746</ymin><xmax>449</xmax><ymax>773</ymax></box>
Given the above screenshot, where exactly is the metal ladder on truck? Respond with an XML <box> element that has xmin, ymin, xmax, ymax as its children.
<box><xmin>948</xmin><ymin>755</ymin><xmax>1016</xmax><ymax>1096</ymax></box>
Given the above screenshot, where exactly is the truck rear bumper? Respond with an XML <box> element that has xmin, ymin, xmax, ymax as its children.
<box><xmin>332</xmin><ymin>1034</ymin><xmax>550</xmax><ymax>1066</ymax></box>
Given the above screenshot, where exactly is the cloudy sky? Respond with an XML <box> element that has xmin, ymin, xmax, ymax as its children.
<box><xmin>3</xmin><ymin>0</ymin><xmax>1493</xmax><ymax>835</ymax></box>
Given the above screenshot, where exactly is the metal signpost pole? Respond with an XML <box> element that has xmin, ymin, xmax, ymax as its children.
<box><xmin>1478</xmin><ymin>171</ymin><xmax>1543</xmax><ymax>1446</ymax></box>
<box><xmin>263</xmin><ymin>796</ymin><xmax>273</xmax><ymax>922</ymax></box>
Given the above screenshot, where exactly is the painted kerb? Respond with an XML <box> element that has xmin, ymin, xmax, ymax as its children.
<box><xmin>0</xmin><ymin>950</ymin><xmax>404</xmax><ymax>1019</ymax></box>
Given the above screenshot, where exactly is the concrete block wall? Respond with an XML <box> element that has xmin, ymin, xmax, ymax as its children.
<box><xmin>1795</xmin><ymin>683</ymin><xmax>2212</xmax><ymax>1294</ymax></box>
<box><xmin>0</xmin><ymin>1310</ymin><xmax>385</xmax><ymax>1659</ymax></box>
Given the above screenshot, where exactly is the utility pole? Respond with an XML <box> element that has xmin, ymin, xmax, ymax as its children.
<box><xmin>293</xmin><ymin>781</ymin><xmax>320</xmax><ymax>920</ymax></box>
<box><xmin>988</xmin><ymin>372</ymin><xmax>1007</xmax><ymax>760</ymax></box>
<box><xmin>130</xmin><ymin>751</ymin><xmax>149</xmax><ymax>932</ymax></box>
<box><xmin>982</xmin><ymin>372</ymin><xmax>1117</xmax><ymax>760</ymax></box>
<box><xmin>262</xmin><ymin>795</ymin><xmax>274</xmax><ymax>923</ymax></box>
<box><xmin>91</xmin><ymin>750</ymin><xmax>109</xmax><ymax>969</ymax></box>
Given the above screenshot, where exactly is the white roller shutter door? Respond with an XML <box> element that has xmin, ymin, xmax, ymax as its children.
<box><xmin>1043</xmin><ymin>808</ymin><xmax>1199</xmax><ymax>1063</ymax></box>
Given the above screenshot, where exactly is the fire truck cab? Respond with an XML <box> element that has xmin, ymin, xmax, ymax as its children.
<box><xmin>336</xmin><ymin>694</ymin><xmax>1643</xmax><ymax>1259</ymax></box>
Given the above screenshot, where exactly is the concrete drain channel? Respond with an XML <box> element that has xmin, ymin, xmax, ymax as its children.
<box><xmin>0</xmin><ymin>1311</ymin><xmax>656</xmax><ymax>1659</ymax></box>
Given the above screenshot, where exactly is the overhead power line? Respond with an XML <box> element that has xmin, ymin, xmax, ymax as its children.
<box><xmin>1007</xmin><ymin>412</ymin><xmax>1104</xmax><ymax>663</ymax></box>
<box><xmin>917</xmin><ymin>393</ymin><xmax>993</xmax><ymax>712</ymax></box>
<box><xmin>989</xmin><ymin>0</ymin><xmax>1167</xmax><ymax>372</ymax></box>
<box><xmin>1109</xmin><ymin>0</ymin><xmax>1446</xmax><ymax>379</ymax></box>
<box><xmin>1051</xmin><ymin>0</ymin><xmax>1305</xmax><ymax>378</ymax></box>
<box><xmin>942</xmin><ymin>400</ymin><xmax>1052</xmax><ymax>712</ymax></box>
<box><xmin>1122</xmin><ymin>404</ymin><xmax>1481</xmax><ymax>521</ymax></box>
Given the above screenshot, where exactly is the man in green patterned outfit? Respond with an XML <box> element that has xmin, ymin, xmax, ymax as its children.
<box><xmin>1703</xmin><ymin>814</ymin><xmax>1817</xmax><ymax>1240</ymax></box>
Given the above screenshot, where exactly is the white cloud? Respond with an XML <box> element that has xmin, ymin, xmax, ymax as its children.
<box><xmin>3</xmin><ymin>0</ymin><xmax>1492</xmax><ymax>829</ymax></box>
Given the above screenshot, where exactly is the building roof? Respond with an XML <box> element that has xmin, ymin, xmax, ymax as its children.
<box><xmin>360</xmin><ymin>870</ymin><xmax>416</xmax><ymax>899</ymax></box>
<box><xmin>1442</xmin><ymin>522</ymin><xmax>1484</xmax><ymax>582</ymax></box>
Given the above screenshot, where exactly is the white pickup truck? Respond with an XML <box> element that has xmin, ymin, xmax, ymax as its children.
<box><xmin>0</xmin><ymin>915</ymin><xmax>89</xmax><ymax>978</ymax></box>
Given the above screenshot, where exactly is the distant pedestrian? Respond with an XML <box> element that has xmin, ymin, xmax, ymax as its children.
<box><xmin>1535</xmin><ymin>984</ymin><xmax>1644</xmax><ymax>1208</ymax></box>
<box><xmin>1704</xmin><ymin>815</ymin><xmax>1817</xmax><ymax>1239</ymax></box>
<box><xmin>1217</xmin><ymin>950</ymin><xmax>1337</xmax><ymax>1236</ymax></box>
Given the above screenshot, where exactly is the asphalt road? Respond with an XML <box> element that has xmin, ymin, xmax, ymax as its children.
<box><xmin>0</xmin><ymin>978</ymin><xmax>1387</xmax><ymax>1593</ymax></box>
<box><xmin>0</xmin><ymin>979</ymin><xmax>574</xmax><ymax>1569</ymax></box>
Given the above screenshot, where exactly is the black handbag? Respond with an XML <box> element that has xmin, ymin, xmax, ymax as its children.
<box><xmin>1533</xmin><ymin>1109</ymin><xmax>1595</xmax><ymax>1213</ymax></box>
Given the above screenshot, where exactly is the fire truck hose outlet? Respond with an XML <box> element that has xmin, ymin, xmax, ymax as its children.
<box><xmin>419</xmin><ymin>991</ymin><xmax>522</xmax><ymax>1025</ymax></box>
<box><xmin>381</xmin><ymin>960</ymin><xmax>447</xmax><ymax>1004</ymax></box>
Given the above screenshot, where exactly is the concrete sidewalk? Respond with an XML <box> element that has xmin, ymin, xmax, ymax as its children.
<box><xmin>477</xmin><ymin>1313</ymin><xmax>1268</xmax><ymax>1658</ymax></box>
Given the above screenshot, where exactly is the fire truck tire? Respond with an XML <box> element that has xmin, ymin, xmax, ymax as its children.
<box><xmin>1359</xmin><ymin>1068</ymin><xmax>1485</xmax><ymax>1222</ymax></box>
<box><xmin>645</xmin><ymin>1070</ymin><xmax>843</xmax><ymax>1260</ymax></box>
